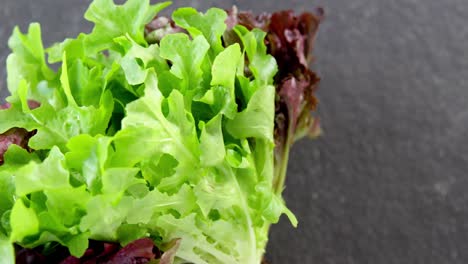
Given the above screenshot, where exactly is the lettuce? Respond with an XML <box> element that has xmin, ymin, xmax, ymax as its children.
<box><xmin>0</xmin><ymin>1</ymin><xmax>322</xmax><ymax>263</ymax></box>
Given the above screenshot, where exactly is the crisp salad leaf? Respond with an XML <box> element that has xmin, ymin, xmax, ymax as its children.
<box><xmin>0</xmin><ymin>235</ymin><xmax>14</xmax><ymax>264</ymax></box>
<box><xmin>1</xmin><ymin>1</ymin><xmax>322</xmax><ymax>263</ymax></box>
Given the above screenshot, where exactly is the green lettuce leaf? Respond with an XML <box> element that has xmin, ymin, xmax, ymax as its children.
<box><xmin>0</xmin><ymin>234</ymin><xmax>14</xmax><ymax>264</ymax></box>
<box><xmin>84</xmin><ymin>0</ymin><xmax>170</xmax><ymax>51</ymax></box>
<box><xmin>6</xmin><ymin>23</ymin><xmax>55</xmax><ymax>97</ymax></box>
<box><xmin>172</xmin><ymin>7</ymin><xmax>227</xmax><ymax>55</ymax></box>
<box><xmin>0</xmin><ymin>2</ymin><xmax>303</xmax><ymax>263</ymax></box>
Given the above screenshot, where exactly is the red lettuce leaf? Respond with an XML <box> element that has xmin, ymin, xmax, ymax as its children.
<box><xmin>105</xmin><ymin>238</ymin><xmax>156</xmax><ymax>264</ymax></box>
<box><xmin>15</xmin><ymin>238</ymin><xmax>182</xmax><ymax>264</ymax></box>
<box><xmin>158</xmin><ymin>239</ymin><xmax>181</xmax><ymax>264</ymax></box>
<box><xmin>224</xmin><ymin>7</ymin><xmax>323</xmax><ymax>193</ymax></box>
<box><xmin>0</xmin><ymin>101</ymin><xmax>39</xmax><ymax>165</ymax></box>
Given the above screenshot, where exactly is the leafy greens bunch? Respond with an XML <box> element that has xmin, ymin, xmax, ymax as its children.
<box><xmin>0</xmin><ymin>0</ymin><xmax>322</xmax><ymax>263</ymax></box>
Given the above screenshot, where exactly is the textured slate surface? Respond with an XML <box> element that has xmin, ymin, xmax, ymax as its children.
<box><xmin>1</xmin><ymin>0</ymin><xmax>467</xmax><ymax>263</ymax></box>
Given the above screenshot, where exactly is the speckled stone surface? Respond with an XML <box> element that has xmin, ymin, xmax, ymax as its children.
<box><xmin>1</xmin><ymin>0</ymin><xmax>467</xmax><ymax>263</ymax></box>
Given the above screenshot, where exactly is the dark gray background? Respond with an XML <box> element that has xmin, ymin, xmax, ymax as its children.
<box><xmin>1</xmin><ymin>0</ymin><xmax>467</xmax><ymax>263</ymax></box>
